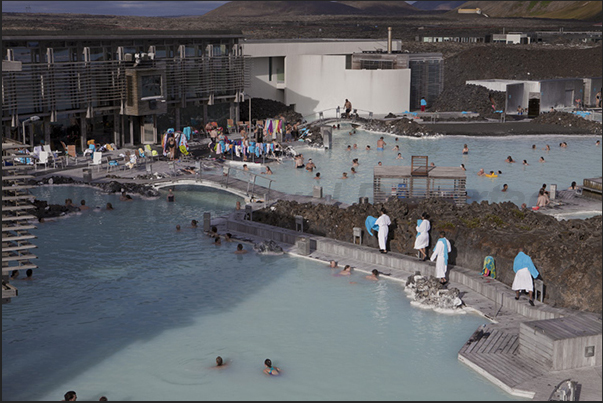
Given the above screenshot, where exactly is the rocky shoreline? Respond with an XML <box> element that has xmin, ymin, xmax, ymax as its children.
<box><xmin>251</xmin><ymin>197</ymin><xmax>602</xmax><ymax>314</ymax></box>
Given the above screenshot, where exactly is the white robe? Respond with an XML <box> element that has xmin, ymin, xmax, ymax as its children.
<box><xmin>512</xmin><ymin>267</ymin><xmax>534</xmax><ymax>292</ymax></box>
<box><xmin>430</xmin><ymin>238</ymin><xmax>451</xmax><ymax>278</ymax></box>
<box><xmin>414</xmin><ymin>219</ymin><xmax>430</xmax><ymax>249</ymax></box>
<box><xmin>375</xmin><ymin>214</ymin><xmax>391</xmax><ymax>250</ymax></box>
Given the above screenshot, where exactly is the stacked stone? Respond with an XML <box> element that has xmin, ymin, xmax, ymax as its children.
<box><xmin>404</xmin><ymin>273</ymin><xmax>464</xmax><ymax>311</ymax></box>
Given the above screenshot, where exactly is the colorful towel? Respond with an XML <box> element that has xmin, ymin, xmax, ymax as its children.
<box><xmin>482</xmin><ymin>256</ymin><xmax>496</xmax><ymax>278</ymax></box>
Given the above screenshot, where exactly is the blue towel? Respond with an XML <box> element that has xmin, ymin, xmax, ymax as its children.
<box><xmin>365</xmin><ymin>216</ymin><xmax>379</xmax><ymax>236</ymax></box>
<box><xmin>183</xmin><ymin>126</ymin><xmax>192</xmax><ymax>140</ymax></box>
<box><xmin>416</xmin><ymin>219</ymin><xmax>423</xmax><ymax>237</ymax></box>
<box><xmin>513</xmin><ymin>251</ymin><xmax>539</xmax><ymax>278</ymax></box>
<box><xmin>433</xmin><ymin>238</ymin><xmax>448</xmax><ymax>265</ymax></box>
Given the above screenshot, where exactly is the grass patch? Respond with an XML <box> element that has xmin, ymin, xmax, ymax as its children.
<box><xmin>439</xmin><ymin>222</ymin><xmax>456</xmax><ymax>230</ymax></box>
<box><xmin>512</xmin><ymin>209</ymin><xmax>526</xmax><ymax>220</ymax></box>
<box><xmin>461</xmin><ymin>217</ymin><xmax>481</xmax><ymax>228</ymax></box>
<box><xmin>485</xmin><ymin>214</ymin><xmax>505</xmax><ymax>226</ymax></box>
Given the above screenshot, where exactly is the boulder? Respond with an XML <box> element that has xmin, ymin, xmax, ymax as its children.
<box><xmin>253</xmin><ymin>239</ymin><xmax>285</xmax><ymax>255</ymax></box>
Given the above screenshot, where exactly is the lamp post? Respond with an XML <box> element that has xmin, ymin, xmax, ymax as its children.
<box><xmin>22</xmin><ymin>116</ymin><xmax>40</xmax><ymax>145</ymax></box>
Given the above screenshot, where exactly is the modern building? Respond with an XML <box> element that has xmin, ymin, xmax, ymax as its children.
<box><xmin>241</xmin><ymin>37</ymin><xmax>444</xmax><ymax>118</ymax></box>
<box><xmin>2</xmin><ymin>30</ymin><xmax>249</xmax><ymax>150</ymax></box>
<box><xmin>3</xmin><ymin>30</ymin><xmax>444</xmax><ymax>151</ymax></box>
<box><xmin>467</xmin><ymin>77</ymin><xmax>602</xmax><ymax>114</ymax></box>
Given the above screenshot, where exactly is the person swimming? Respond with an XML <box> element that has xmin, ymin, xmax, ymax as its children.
<box><xmin>462</xmin><ymin>144</ymin><xmax>469</xmax><ymax>154</ymax></box>
<box><xmin>263</xmin><ymin>358</ymin><xmax>280</xmax><ymax>376</ymax></box>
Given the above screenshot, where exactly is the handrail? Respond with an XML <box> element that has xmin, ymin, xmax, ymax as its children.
<box><xmin>221</xmin><ymin>165</ymin><xmax>275</xmax><ymax>202</ymax></box>
<box><xmin>301</xmin><ymin>106</ymin><xmax>374</xmax><ymax>123</ymax></box>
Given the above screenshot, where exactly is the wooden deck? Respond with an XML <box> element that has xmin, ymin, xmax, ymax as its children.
<box><xmin>459</xmin><ymin>323</ymin><xmax>549</xmax><ymax>398</ymax></box>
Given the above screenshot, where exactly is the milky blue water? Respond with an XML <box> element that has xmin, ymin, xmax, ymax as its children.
<box><xmin>235</xmin><ymin>125</ymin><xmax>601</xmax><ymax>217</ymax></box>
<box><xmin>2</xmin><ymin>186</ymin><xmax>524</xmax><ymax>401</ymax></box>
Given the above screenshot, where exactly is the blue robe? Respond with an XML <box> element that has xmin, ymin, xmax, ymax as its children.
<box><xmin>513</xmin><ymin>251</ymin><xmax>539</xmax><ymax>279</ymax></box>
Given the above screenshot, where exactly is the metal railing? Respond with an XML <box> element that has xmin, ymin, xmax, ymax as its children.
<box><xmin>301</xmin><ymin>107</ymin><xmax>375</xmax><ymax>124</ymax></box>
<box><xmin>221</xmin><ymin>165</ymin><xmax>274</xmax><ymax>202</ymax></box>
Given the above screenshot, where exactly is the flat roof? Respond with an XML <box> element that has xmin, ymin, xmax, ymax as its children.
<box><xmin>2</xmin><ymin>29</ymin><xmax>244</xmax><ymax>41</ymax></box>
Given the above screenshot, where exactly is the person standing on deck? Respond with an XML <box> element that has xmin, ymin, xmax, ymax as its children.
<box><xmin>430</xmin><ymin>231</ymin><xmax>451</xmax><ymax>284</ymax></box>
<box><xmin>414</xmin><ymin>212</ymin><xmax>431</xmax><ymax>261</ymax></box>
<box><xmin>375</xmin><ymin>208</ymin><xmax>391</xmax><ymax>254</ymax></box>
<box><xmin>512</xmin><ymin>248</ymin><xmax>539</xmax><ymax>306</ymax></box>
<box><xmin>344</xmin><ymin>99</ymin><xmax>352</xmax><ymax>118</ymax></box>
<box><xmin>420</xmin><ymin>97</ymin><xmax>427</xmax><ymax>112</ymax></box>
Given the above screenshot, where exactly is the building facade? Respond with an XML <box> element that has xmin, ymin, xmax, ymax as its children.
<box><xmin>242</xmin><ymin>39</ymin><xmax>443</xmax><ymax>119</ymax></box>
<box><xmin>2</xmin><ymin>30</ymin><xmax>249</xmax><ymax>150</ymax></box>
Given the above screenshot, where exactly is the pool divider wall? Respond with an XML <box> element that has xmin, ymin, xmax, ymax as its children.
<box><xmin>226</xmin><ymin>214</ymin><xmax>571</xmax><ymax>322</ymax></box>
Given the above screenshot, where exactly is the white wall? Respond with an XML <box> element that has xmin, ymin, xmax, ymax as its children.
<box><xmin>243</xmin><ymin>39</ymin><xmax>401</xmax><ymax>58</ymax></box>
<box><xmin>466</xmin><ymin>79</ymin><xmax>529</xmax><ymax>92</ymax></box>
<box><xmin>284</xmin><ymin>54</ymin><xmax>410</xmax><ymax>117</ymax></box>
<box><xmin>249</xmin><ymin>57</ymin><xmax>285</xmax><ymax>103</ymax></box>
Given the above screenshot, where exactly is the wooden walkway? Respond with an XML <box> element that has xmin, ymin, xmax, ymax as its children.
<box><xmin>459</xmin><ymin>323</ymin><xmax>549</xmax><ymax>398</ymax></box>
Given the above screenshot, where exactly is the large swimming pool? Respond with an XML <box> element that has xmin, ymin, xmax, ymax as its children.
<box><xmin>232</xmin><ymin>125</ymin><xmax>601</xmax><ymax>216</ymax></box>
<box><xmin>2</xmin><ymin>186</ymin><xmax>523</xmax><ymax>401</ymax></box>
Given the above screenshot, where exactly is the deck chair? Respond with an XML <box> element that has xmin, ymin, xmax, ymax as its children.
<box><xmin>66</xmin><ymin>145</ymin><xmax>78</xmax><ymax>165</ymax></box>
<box><xmin>43</xmin><ymin>144</ymin><xmax>64</xmax><ymax>169</ymax></box>
<box><xmin>34</xmin><ymin>150</ymin><xmax>49</xmax><ymax>170</ymax></box>
<box><xmin>226</xmin><ymin>119</ymin><xmax>235</xmax><ymax>134</ymax></box>
<box><xmin>88</xmin><ymin>151</ymin><xmax>104</xmax><ymax>172</ymax></box>
<box><xmin>60</xmin><ymin>141</ymin><xmax>77</xmax><ymax>165</ymax></box>
<box><xmin>145</xmin><ymin>144</ymin><xmax>158</xmax><ymax>161</ymax></box>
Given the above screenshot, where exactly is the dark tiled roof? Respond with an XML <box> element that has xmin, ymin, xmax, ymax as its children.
<box><xmin>2</xmin><ymin>29</ymin><xmax>245</xmax><ymax>40</ymax></box>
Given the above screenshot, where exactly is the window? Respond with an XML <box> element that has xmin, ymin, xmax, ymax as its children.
<box><xmin>269</xmin><ymin>57</ymin><xmax>272</xmax><ymax>81</ymax></box>
<box><xmin>126</xmin><ymin>76</ymin><xmax>134</xmax><ymax>106</ymax></box>
<box><xmin>141</xmin><ymin>75</ymin><xmax>162</xmax><ymax>99</ymax></box>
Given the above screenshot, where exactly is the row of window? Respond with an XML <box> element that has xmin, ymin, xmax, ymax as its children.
<box><xmin>3</xmin><ymin>40</ymin><xmax>236</xmax><ymax>64</ymax></box>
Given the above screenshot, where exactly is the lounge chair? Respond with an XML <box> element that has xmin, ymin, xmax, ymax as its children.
<box><xmin>34</xmin><ymin>150</ymin><xmax>49</xmax><ymax>170</ymax></box>
<box><xmin>88</xmin><ymin>151</ymin><xmax>104</xmax><ymax>172</ymax></box>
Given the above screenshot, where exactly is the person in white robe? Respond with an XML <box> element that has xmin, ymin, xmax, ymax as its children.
<box><xmin>413</xmin><ymin>212</ymin><xmax>431</xmax><ymax>260</ymax></box>
<box><xmin>374</xmin><ymin>208</ymin><xmax>391</xmax><ymax>253</ymax></box>
<box><xmin>430</xmin><ymin>231</ymin><xmax>451</xmax><ymax>284</ymax></box>
<box><xmin>512</xmin><ymin>248</ymin><xmax>540</xmax><ymax>306</ymax></box>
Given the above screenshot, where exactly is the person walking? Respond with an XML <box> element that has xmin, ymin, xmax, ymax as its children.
<box><xmin>430</xmin><ymin>231</ymin><xmax>451</xmax><ymax>284</ymax></box>
<box><xmin>414</xmin><ymin>212</ymin><xmax>431</xmax><ymax>260</ymax></box>
<box><xmin>512</xmin><ymin>248</ymin><xmax>539</xmax><ymax>306</ymax></box>
<box><xmin>374</xmin><ymin>208</ymin><xmax>391</xmax><ymax>254</ymax></box>
<box><xmin>420</xmin><ymin>97</ymin><xmax>427</xmax><ymax>112</ymax></box>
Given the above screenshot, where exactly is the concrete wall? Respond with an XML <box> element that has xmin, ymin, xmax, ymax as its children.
<box><xmin>244</xmin><ymin>40</ymin><xmax>407</xmax><ymax>116</ymax></box>
<box><xmin>466</xmin><ymin>79</ymin><xmax>526</xmax><ymax>92</ymax></box>
<box><xmin>249</xmin><ymin>57</ymin><xmax>285</xmax><ymax>103</ymax></box>
<box><xmin>584</xmin><ymin>77</ymin><xmax>602</xmax><ymax>107</ymax></box>
<box><xmin>284</xmin><ymin>54</ymin><xmax>410</xmax><ymax>117</ymax></box>
<box><xmin>540</xmin><ymin>79</ymin><xmax>585</xmax><ymax>110</ymax></box>
<box><xmin>506</xmin><ymin>81</ymin><xmax>541</xmax><ymax>113</ymax></box>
